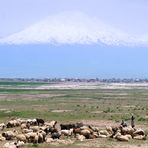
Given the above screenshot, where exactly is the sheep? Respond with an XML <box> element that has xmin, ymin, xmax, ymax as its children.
<box><xmin>51</xmin><ymin>132</ymin><xmax>61</xmax><ymax>139</ymax></box>
<box><xmin>0</xmin><ymin>123</ymin><xmax>6</xmax><ymax>130</ymax></box>
<box><xmin>89</xmin><ymin>126</ymin><xmax>99</xmax><ymax>132</ymax></box>
<box><xmin>3</xmin><ymin>142</ymin><xmax>17</xmax><ymax>148</ymax></box>
<box><xmin>61</xmin><ymin>129</ymin><xmax>73</xmax><ymax>136</ymax></box>
<box><xmin>27</xmin><ymin>119</ymin><xmax>37</xmax><ymax>125</ymax></box>
<box><xmin>0</xmin><ymin>117</ymin><xmax>147</xmax><ymax>145</ymax></box>
<box><xmin>22</xmin><ymin>128</ymin><xmax>33</xmax><ymax>134</ymax></box>
<box><xmin>73</xmin><ymin>128</ymin><xmax>81</xmax><ymax>135</ymax></box>
<box><xmin>25</xmin><ymin>131</ymin><xmax>45</xmax><ymax>144</ymax></box>
<box><xmin>21</xmin><ymin>123</ymin><xmax>30</xmax><ymax>130</ymax></box>
<box><xmin>119</xmin><ymin>125</ymin><xmax>135</xmax><ymax>136</ymax></box>
<box><xmin>99</xmin><ymin>130</ymin><xmax>109</xmax><ymax>136</ymax></box>
<box><xmin>75</xmin><ymin>122</ymin><xmax>83</xmax><ymax>128</ymax></box>
<box><xmin>16</xmin><ymin>141</ymin><xmax>25</xmax><ymax>147</ymax></box>
<box><xmin>98</xmin><ymin>134</ymin><xmax>107</xmax><ymax>138</ymax></box>
<box><xmin>133</xmin><ymin>129</ymin><xmax>145</xmax><ymax>136</ymax></box>
<box><xmin>0</xmin><ymin>134</ymin><xmax>6</xmax><ymax>141</ymax></box>
<box><xmin>3</xmin><ymin>142</ymin><xmax>11</xmax><ymax>148</ymax></box>
<box><xmin>60</xmin><ymin>122</ymin><xmax>83</xmax><ymax>130</ymax></box>
<box><xmin>25</xmin><ymin>132</ymin><xmax>37</xmax><ymax>143</ymax></box>
<box><xmin>45</xmin><ymin>137</ymin><xmax>54</xmax><ymax>143</ymax></box>
<box><xmin>37</xmin><ymin>132</ymin><xmax>44</xmax><ymax>143</ymax></box>
<box><xmin>76</xmin><ymin>134</ymin><xmax>85</xmax><ymax>141</ymax></box>
<box><xmin>45</xmin><ymin>121</ymin><xmax>57</xmax><ymax>128</ymax></box>
<box><xmin>36</xmin><ymin>118</ymin><xmax>44</xmax><ymax>126</ymax></box>
<box><xmin>80</xmin><ymin>126</ymin><xmax>93</xmax><ymax>134</ymax></box>
<box><xmin>16</xmin><ymin>134</ymin><xmax>27</xmax><ymax>143</ymax></box>
<box><xmin>39</xmin><ymin>130</ymin><xmax>46</xmax><ymax>141</ymax></box>
<box><xmin>21</xmin><ymin>123</ymin><xmax>26</xmax><ymax>129</ymax></box>
<box><xmin>116</xmin><ymin>135</ymin><xmax>129</xmax><ymax>142</ymax></box>
<box><xmin>34</xmin><ymin>133</ymin><xmax>39</xmax><ymax>144</ymax></box>
<box><xmin>46</xmin><ymin>127</ymin><xmax>58</xmax><ymax>135</ymax></box>
<box><xmin>60</xmin><ymin>123</ymin><xmax>75</xmax><ymax>130</ymax></box>
<box><xmin>113</xmin><ymin>130</ymin><xmax>131</xmax><ymax>142</ymax></box>
<box><xmin>92</xmin><ymin>132</ymin><xmax>99</xmax><ymax>138</ymax></box>
<box><xmin>125</xmin><ymin>134</ymin><xmax>132</xmax><ymax>139</ymax></box>
<box><xmin>106</xmin><ymin>126</ymin><xmax>113</xmax><ymax>134</ymax></box>
<box><xmin>133</xmin><ymin>135</ymin><xmax>147</xmax><ymax>140</ymax></box>
<box><xmin>113</xmin><ymin>130</ymin><xmax>121</xmax><ymax>139</ymax></box>
<box><xmin>6</xmin><ymin>119</ymin><xmax>21</xmax><ymax>128</ymax></box>
<box><xmin>121</xmin><ymin>120</ymin><xmax>127</xmax><ymax>127</ymax></box>
<box><xmin>110</xmin><ymin>126</ymin><xmax>119</xmax><ymax>138</ymax></box>
<box><xmin>30</xmin><ymin>126</ymin><xmax>39</xmax><ymax>132</ymax></box>
<box><xmin>2</xmin><ymin>130</ymin><xmax>16</xmax><ymax>140</ymax></box>
<box><xmin>25</xmin><ymin>132</ymin><xmax>40</xmax><ymax>143</ymax></box>
<box><xmin>88</xmin><ymin>134</ymin><xmax>97</xmax><ymax>139</ymax></box>
<box><xmin>19</xmin><ymin>119</ymin><xmax>27</xmax><ymax>124</ymax></box>
<box><xmin>80</xmin><ymin>126</ymin><xmax>89</xmax><ymax>130</ymax></box>
<box><xmin>39</xmin><ymin>126</ymin><xmax>47</xmax><ymax>131</ymax></box>
<box><xmin>80</xmin><ymin>129</ymin><xmax>91</xmax><ymax>139</ymax></box>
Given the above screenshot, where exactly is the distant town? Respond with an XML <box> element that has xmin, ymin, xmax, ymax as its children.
<box><xmin>0</xmin><ymin>78</ymin><xmax>148</xmax><ymax>83</ymax></box>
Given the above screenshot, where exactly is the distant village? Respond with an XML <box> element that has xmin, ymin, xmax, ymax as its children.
<box><xmin>0</xmin><ymin>78</ymin><xmax>148</xmax><ymax>83</ymax></box>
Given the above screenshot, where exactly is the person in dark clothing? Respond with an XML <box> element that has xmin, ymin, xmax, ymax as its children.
<box><xmin>131</xmin><ymin>115</ymin><xmax>135</xmax><ymax>128</ymax></box>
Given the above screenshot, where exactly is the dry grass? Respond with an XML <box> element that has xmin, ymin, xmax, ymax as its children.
<box><xmin>0</xmin><ymin>81</ymin><xmax>148</xmax><ymax>147</ymax></box>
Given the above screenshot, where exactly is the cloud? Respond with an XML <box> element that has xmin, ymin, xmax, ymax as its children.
<box><xmin>0</xmin><ymin>11</ymin><xmax>147</xmax><ymax>46</ymax></box>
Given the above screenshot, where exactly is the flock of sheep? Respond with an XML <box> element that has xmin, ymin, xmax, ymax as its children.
<box><xmin>0</xmin><ymin>117</ymin><xmax>147</xmax><ymax>148</ymax></box>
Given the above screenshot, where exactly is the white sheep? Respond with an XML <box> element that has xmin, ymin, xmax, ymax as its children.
<box><xmin>120</xmin><ymin>126</ymin><xmax>135</xmax><ymax>135</ymax></box>
<box><xmin>25</xmin><ymin>132</ymin><xmax>43</xmax><ymax>143</ymax></box>
<box><xmin>16</xmin><ymin>134</ymin><xmax>27</xmax><ymax>143</ymax></box>
<box><xmin>76</xmin><ymin>134</ymin><xmax>85</xmax><ymax>141</ymax></box>
<box><xmin>22</xmin><ymin>128</ymin><xmax>33</xmax><ymax>134</ymax></box>
<box><xmin>30</xmin><ymin>126</ymin><xmax>39</xmax><ymax>132</ymax></box>
<box><xmin>61</xmin><ymin>129</ymin><xmax>73</xmax><ymax>136</ymax></box>
<box><xmin>133</xmin><ymin>135</ymin><xmax>146</xmax><ymax>140</ymax></box>
<box><xmin>3</xmin><ymin>142</ymin><xmax>17</xmax><ymax>148</ymax></box>
<box><xmin>25</xmin><ymin>132</ymin><xmax>37</xmax><ymax>143</ymax></box>
<box><xmin>45</xmin><ymin>120</ymin><xmax>57</xmax><ymax>128</ymax></box>
<box><xmin>37</xmin><ymin>132</ymin><xmax>44</xmax><ymax>143</ymax></box>
<box><xmin>0</xmin><ymin>134</ymin><xmax>6</xmax><ymax>141</ymax></box>
<box><xmin>45</xmin><ymin>137</ymin><xmax>54</xmax><ymax>143</ymax></box>
<box><xmin>98</xmin><ymin>134</ymin><xmax>107</xmax><ymax>138</ymax></box>
<box><xmin>2</xmin><ymin>130</ymin><xmax>17</xmax><ymax>140</ymax></box>
<box><xmin>16</xmin><ymin>141</ymin><xmax>25</xmax><ymax>147</ymax></box>
<box><xmin>27</xmin><ymin>119</ymin><xmax>37</xmax><ymax>125</ymax></box>
<box><xmin>133</xmin><ymin>129</ymin><xmax>145</xmax><ymax>136</ymax></box>
<box><xmin>0</xmin><ymin>123</ymin><xmax>6</xmax><ymax>130</ymax></box>
<box><xmin>39</xmin><ymin>130</ymin><xmax>46</xmax><ymax>141</ymax></box>
<box><xmin>99</xmin><ymin>130</ymin><xmax>109</xmax><ymax>136</ymax></box>
<box><xmin>116</xmin><ymin>134</ymin><xmax>130</xmax><ymax>142</ymax></box>
<box><xmin>106</xmin><ymin>126</ymin><xmax>113</xmax><ymax>134</ymax></box>
<box><xmin>21</xmin><ymin>123</ymin><xmax>28</xmax><ymax>129</ymax></box>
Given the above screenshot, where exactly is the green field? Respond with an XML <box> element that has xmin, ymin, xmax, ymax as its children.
<box><xmin>0</xmin><ymin>81</ymin><xmax>148</xmax><ymax>147</ymax></box>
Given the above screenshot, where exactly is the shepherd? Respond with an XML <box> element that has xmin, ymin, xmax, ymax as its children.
<box><xmin>131</xmin><ymin>115</ymin><xmax>135</xmax><ymax>128</ymax></box>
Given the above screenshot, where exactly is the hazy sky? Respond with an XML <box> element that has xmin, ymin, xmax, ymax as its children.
<box><xmin>0</xmin><ymin>0</ymin><xmax>148</xmax><ymax>78</ymax></box>
<box><xmin>1</xmin><ymin>0</ymin><xmax>148</xmax><ymax>37</ymax></box>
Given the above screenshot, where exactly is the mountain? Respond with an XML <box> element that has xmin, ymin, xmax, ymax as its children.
<box><xmin>0</xmin><ymin>11</ymin><xmax>147</xmax><ymax>46</ymax></box>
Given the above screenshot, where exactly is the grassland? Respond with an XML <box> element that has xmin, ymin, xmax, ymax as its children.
<box><xmin>0</xmin><ymin>81</ymin><xmax>147</xmax><ymax>147</ymax></box>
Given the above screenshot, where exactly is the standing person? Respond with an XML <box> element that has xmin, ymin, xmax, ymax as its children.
<box><xmin>131</xmin><ymin>115</ymin><xmax>135</xmax><ymax>128</ymax></box>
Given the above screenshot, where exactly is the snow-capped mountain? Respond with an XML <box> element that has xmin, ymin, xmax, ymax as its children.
<box><xmin>0</xmin><ymin>11</ymin><xmax>147</xmax><ymax>46</ymax></box>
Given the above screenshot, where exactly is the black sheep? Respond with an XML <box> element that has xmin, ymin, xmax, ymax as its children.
<box><xmin>51</xmin><ymin>132</ymin><xmax>61</xmax><ymax>139</ymax></box>
<box><xmin>36</xmin><ymin>118</ymin><xmax>45</xmax><ymax>126</ymax></box>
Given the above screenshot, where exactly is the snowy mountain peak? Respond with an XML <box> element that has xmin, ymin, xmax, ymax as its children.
<box><xmin>0</xmin><ymin>11</ymin><xmax>147</xmax><ymax>46</ymax></box>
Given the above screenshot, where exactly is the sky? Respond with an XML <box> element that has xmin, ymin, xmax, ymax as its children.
<box><xmin>0</xmin><ymin>0</ymin><xmax>148</xmax><ymax>78</ymax></box>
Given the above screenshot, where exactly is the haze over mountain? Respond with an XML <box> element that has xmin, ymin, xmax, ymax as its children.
<box><xmin>0</xmin><ymin>0</ymin><xmax>148</xmax><ymax>78</ymax></box>
<box><xmin>0</xmin><ymin>11</ymin><xmax>148</xmax><ymax>46</ymax></box>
